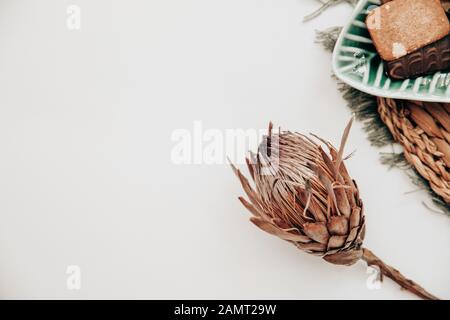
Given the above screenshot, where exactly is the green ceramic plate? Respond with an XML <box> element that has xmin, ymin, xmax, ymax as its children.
<box><xmin>332</xmin><ymin>0</ymin><xmax>450</xmax><ymax>102</ymax></box>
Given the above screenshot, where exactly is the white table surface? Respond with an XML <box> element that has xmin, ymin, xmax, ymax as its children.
<box><xmin>0</xmin><ymin>0</ymin><xmax>448</xmax><ymax>299</ymax></box>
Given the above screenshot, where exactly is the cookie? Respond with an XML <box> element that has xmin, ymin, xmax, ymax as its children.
<box><xmin>366</xmin><ymin>0</ymin><xmax>450</xmax><ymax>61</ymax></box>
<box><xmin>385</xmin><ymin>34</ymin><xmax>450</xmax><ymax>80</ymax></box>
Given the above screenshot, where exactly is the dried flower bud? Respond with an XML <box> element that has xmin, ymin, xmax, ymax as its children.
<box><xmin>231</xmin><ymin>119</ymin><xmax>438</xmax><ymax>299</ymax></box>
<box><xmin>232</xmin><ymin>119</ymin><xmax>364</xmax><ymax>265</ymax></box>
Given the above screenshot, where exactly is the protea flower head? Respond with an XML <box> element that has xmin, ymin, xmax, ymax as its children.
<box><xmin>231</xmin><ymin>119</ymin><xmax>438</xmax><ymax>299</ymax></box>
<box><xmin>231</xmin><ymin>119</ymin><xmax>364</xmax><ymax>266</ymax></box>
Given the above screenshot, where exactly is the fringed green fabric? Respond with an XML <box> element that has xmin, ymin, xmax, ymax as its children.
<box><xmin>314</xmin><ymin>24</ymin><xmax>450</xmax><ymax>215</ymax></box>
<box><xmin>335</xmin><ymin>79</ymin><xmax>394</xmax><ymax>148</ymax></box>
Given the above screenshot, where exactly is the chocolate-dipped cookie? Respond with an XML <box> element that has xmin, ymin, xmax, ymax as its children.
<box><xmin>385</xmin><ymin>35</ymin><xmax>450</xmax><ymax>80</ymax></box>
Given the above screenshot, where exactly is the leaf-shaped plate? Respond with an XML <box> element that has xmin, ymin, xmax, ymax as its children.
<box><xmin>332</xmin><ymin>0</ymin><xmax>450</xmax><ymax>102</ymax></box>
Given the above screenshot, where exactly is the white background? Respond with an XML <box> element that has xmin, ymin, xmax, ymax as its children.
<box><xmin>0</xmin><ymin>0</ymin><xmax>449</xmax><ymax>299</ymax></box>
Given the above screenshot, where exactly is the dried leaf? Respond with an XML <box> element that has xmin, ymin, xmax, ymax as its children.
<box><xmin>250</xmin><ymin>217</ymin><xmax>311</xmax><ymax>243</ymax></box>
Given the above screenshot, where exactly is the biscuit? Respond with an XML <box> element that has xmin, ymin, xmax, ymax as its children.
<box><xmin>366</xmin><ymin>0</ymin><xmax>450</xmax><ymax>61</ymax></box>
<box><xmin>385</xmin><ymin>34</ymin><xmax>450</xmax><ymax>80</ymax></box>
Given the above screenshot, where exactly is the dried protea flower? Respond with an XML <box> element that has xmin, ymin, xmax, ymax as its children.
<box><xmin>231</xmin><ymin>119</ymin><xmax>438</xmax><ymax>300</ymax></box>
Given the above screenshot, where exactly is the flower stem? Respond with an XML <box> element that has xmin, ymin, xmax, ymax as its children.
<box><xmin>362</xmin><ymin>248</ymin><xmax>439</xmax><ymax>300</ymax></box>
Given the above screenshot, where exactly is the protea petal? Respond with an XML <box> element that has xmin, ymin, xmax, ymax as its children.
<box><xmin>323</xmin><ymin>249</ymin><xmax>363</xmax><ymax>266</ymax></box>
<box><xmin>327</xmin><ymin>216</ymin><xmax>349</xmax><ymax>236</ymax></box>
<box><xmin>250</xmin><ymin>217</ymin><xmax>311</xmax><ymax>243</ymax></box>
<box><xmin>303</xmin><ymin>222</ymin><xmax>330</xmax><ymax>244</ymax></box>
